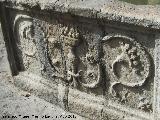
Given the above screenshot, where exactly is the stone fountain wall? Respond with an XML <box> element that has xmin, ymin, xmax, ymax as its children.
<box><xmin>0</xmin><ymin>0</ymin><xmax>160</xmax><ymax>120</ymax></box>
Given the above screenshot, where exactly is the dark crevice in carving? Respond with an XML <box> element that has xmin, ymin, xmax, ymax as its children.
<box><xmin>0</xmin><ymin>6</ymin><xmax>18</xmax><ymax>75</ymax></box>
<box><xmin>13</xmin><ymin>14</ymin><xmax>35</xmax><ymax>73</ymax></box>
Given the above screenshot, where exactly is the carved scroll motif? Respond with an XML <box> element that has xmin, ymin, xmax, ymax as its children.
<box><xmin>102</xmin><ymin>34</ymin><xmax>151</xmax><ymax>96</ymax></box>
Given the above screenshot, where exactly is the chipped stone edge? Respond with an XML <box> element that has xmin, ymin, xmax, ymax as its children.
<box><xmin>0</xmin><ymin>0</ymin><xmax>160</xmax><ymax>30</ymax></box>
<box><xmin>12</xmin><ymin>71</ymin><xmax>153</xmax><ymax>120</ymax></box>
<box><xmin>0</xmin><ymin>0</ymin><xmax>159</xmax><ymax>119</ymax></box>
<box><xmin>153</xmin><ymin>34</ymin><xmax>160</xmax><ymax>120</ymax></box>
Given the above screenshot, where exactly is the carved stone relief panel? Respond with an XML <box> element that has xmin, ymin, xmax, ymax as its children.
<box><xmin>13</xmin><ymin>14</ymin><xmax>41</xmax><ymax>75</ymax></box>
<box><xmin>32</xmin><ymin>16</ymin><xmax>104</xmax><ymax>95</ymax></box>
<box><xmin>102</xmin><ymin>34</ymin><xmax>154</xmax><ymax>112</ymax></box>
<box><xmin>33</xmin><ymin>18</ymin><xmax>84</xmax><ymax>86</ymax></box>
<box><xmin>11</xmin><ymin>12</ymin><xmax>155</xmax><ymax>115</ymax></box>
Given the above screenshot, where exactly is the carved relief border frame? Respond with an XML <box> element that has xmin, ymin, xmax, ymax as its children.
<box><xmin>0</xmin><ymin>5</ymin><xmax>18</xmax><ymax>75</ymax></box>
<box><xmin>153</xmin><ymin>34</ymin><xmax>160</xmax><ymax>120</ymax></box>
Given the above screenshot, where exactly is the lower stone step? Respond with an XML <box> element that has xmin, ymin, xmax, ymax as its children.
<box><xmin>13</xmin><ymin>72</ymin><xmax>152</xmax><ymax>120</ymax></box>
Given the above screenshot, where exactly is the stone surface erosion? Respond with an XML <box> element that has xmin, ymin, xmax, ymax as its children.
<box><xmin>0</xmin><ymin>0</ymin><xmax>160</xmax><ymax>120</ymax></box>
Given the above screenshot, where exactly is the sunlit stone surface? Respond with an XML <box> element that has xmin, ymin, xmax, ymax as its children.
<box><xmin>0</xmin><ymin>0</ymin><xmax>160</xmax><ymax>120</ymax></box>
<box><xmin>120</xmin><ymin>0</ymin><xmax>160</xmax><ymax>5</ymax></box>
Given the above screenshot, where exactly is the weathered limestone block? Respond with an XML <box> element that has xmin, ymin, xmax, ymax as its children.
<box><xmin>0</xmin><ymin>22</ymin><xmax>11</xmax><ymax>75</ymax></box>
<box><xmin>0</xmin><ymin>0</ymin><xmax>160</xmax><ymax>120</ymax></box>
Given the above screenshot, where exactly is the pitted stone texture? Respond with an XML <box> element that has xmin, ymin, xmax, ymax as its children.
<box><xmin>102</xmin><ymin>33</ymin><xmax>154</xmax><ymax>112</ymax></box>
<box><xmin>1</xmin><ymin>0</ymin><xmax>160</xmax><ymax>30</ymax></box>
<box><xmin>14</xmin><ymin>72</ymin><xmax>58</xmax><ymax>105</ymax></box>
<box><xmin>68</xmin><ymin>88</ymin><xmax>104</xmax><ymax>120</ymax></box>
<box><xmin>153</xmin><ymin>35</ymin><xmax>160</xmax><ymax>120</ymax></box>
<box><xmin>0</xmin><ymin>0</ymin><xmax>159</xmax><ymax>119</ymax></box>
<box><xmin>8</xmin><ymin>10</ymin><xmax>156</xmax><ymax>119</ymax></box>
<box><xmin>13</xmin><ymin>14</ymin><xmax>42</xmax><ymax>75</ymax></box>
<box><xmin>0</xmin><ymin>22</ymin><xmax>11</xmax><ymax>75</ymax></box>
<box><xmin>30</xmin><ymin>15</ymin><xmax>104</xmax><ymax>96</ymax></box>
<box><xmin>0</xmin><ymin>75</ymin><xmax>84</xmax><ymax>120</ymax></box>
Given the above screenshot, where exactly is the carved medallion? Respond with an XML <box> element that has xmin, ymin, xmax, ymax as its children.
<box><xmin>102</xmin><ymin>34</ymin><xmax>151</xmax><ymax>96</ymax></box>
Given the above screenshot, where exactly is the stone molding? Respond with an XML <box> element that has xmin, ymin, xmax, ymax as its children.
<box><xmin>0</xmin><ymin>0</ymin><xmax>160</xmax><ymax>30</ymax></box>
